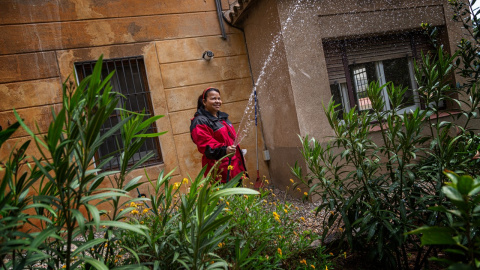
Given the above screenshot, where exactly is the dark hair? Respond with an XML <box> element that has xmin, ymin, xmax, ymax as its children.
<box><xmin>197</xmin><ymin>87</ymin><xmax>220</xmax><ymax>110</ymax></box>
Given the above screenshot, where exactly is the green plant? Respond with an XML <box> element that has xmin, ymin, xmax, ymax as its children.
<box><xmin>0</xmin><ymin>122</ymin><xmax>53</xmax><ymax>270</ymax></box>
<box><xmin>292</xmin><ymin>39</ymin><xmax>479</xmax><ymax>269</ymax></box>
<box><xmin>216</xmin><ymin>183</ymin><xmax>332</xmax><ymax>270</ymax></box>
<box><xmin>408</xmin><ymin>171</ymin><xmax>480</xmax><ymax>270</ymax></box>
<box><xmin>1</xmin><ymin>56</ymin><xmax>165</xmax><ymax>269</ymax></box>
<box><xmin>119</xmin><ymin>163</ymin><xmax>260</xmax><ymax>270</ymax></box>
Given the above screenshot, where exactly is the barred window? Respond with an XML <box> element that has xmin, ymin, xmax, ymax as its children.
<box><xmin>324</xmin><ymin>31</ymin><xmax>435</xmax><ymax>116</ymax></box>
<box><xmin>75</xmin><ymin>56</ymin><xmax>163</xmax><ymax>170</ymax></box>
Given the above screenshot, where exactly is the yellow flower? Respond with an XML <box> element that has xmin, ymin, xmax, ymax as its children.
<box><xmin>272</xmin><ymin>193</ymin><xmax>276</xmax><ymax>197</ymax></box>
<box><xmin>130</xmin><ymin>202</ymin><xmax>136</xmax><ymax>208</ymax></box>
<box><xmin>284</xmin><ymin>209</ymin><xmax>288</xmax><ymax>214</ymax></box>
<box><xmin>304</xmin><ymin>192</ymin><xmax>308</xmax><ymax>196</ymax></box>
<box><xmin>62</xmin><ymin>265</ymin><xmax>66</xmax><ymax>269</ymax></box>
<box><xmin>142</xmin><ymin>208</ymin><xmax>149</xmax><ymax>214</ymax></box>
<box><xmin>140</xmin><ymin>221</ymin><xmax>144</xmax><ymax>224</ymax></box>
<box><xmin>339</xmin><ymin>227</ymin><xmax>344</xmax><ymax>232</ymax></box>
<box><xmin>218</xmin><ymin>242</ymin><xmax>225</xmax><ymax>248</ymax></box>
<box><xmin>226</xmin><ymin>201</ymin><xmax>230</xmax><ymax>206</ymax></box>
<box><xmin>311</xmin><ymin>265</ymin><xmax>315</xmax><ymax>269</ymax></box>
<box><xmin>300</xmin><ymin>217</ymin><xmax>305</xmax><ymax>222</ymax></box>
<box><xmin>173</xmin><ymin>182</ymin><xmax>181</xmax><ymax>189</ymax></box>
<box><xmin>131</xmin><ymin>209</ymin><xmax>139</xmax><ymax>215</ymax></box>
<box><xmin>325</xmin><ymin>266</ymin><xmax>328</xmax><ymax>270</ymax></box>
<box><xmin>114</xmin><ymin>259</ymin><xmax>118</xmax><ymax>263</ymax></box>
<box><xmin>300</xmin><ymin>259</ymin><xmax>307</xmax><ymax>265</ymax></box>
<box><xmin>265</xmin><ymin>179</ymin><xmax>269</xmax><ymax>184</ymax></box>
<box><xmin>227</xmin><ymin>165</ymin><xmax>234</xmax><ymax>171</ymax></box>
<box><xmin>295</xmin><ymin>206</ymin><xmax>299</xmax><ymax>211</ymax></box>
<box><xmin>290</xmin><ymin>179</ymin><xmax>294</xmax><ymax>184</ymax></box>
<box><xmin>119</xmin><ymin>209</ymin><xmax>124</xmax><ymax>212</ymax></box>
<box><xmin>277</xmin><ymin>248</ymin><xmax>282</xmax><ymax>256</ymax></box>
<box><xmin>297</xmin><ymin>188</ymin><xmax>301</xmax><ymax>192</ymax></box>
<box><xmin>182</xmin><ymin>178</ymin><xmax>189</xmax><ymax>184</ymax></box>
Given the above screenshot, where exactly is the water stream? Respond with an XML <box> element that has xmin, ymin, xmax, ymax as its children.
<box><xmin>234</xmin><ymin>0</ymin><xmax>308</xmax><ymax>147</ymax></box>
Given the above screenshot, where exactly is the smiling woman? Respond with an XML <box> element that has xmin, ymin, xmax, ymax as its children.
<box><xmin>190</xmin><ymin>87</ymin><xmax>247</xmax><ymax>183</ymax></box>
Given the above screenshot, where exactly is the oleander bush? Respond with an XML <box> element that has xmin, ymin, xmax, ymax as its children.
<box><xmin>0</xmin><ymin>57</ymin><xmax>259</xmax><ymax>270</ymax></box>
<box><xmin>292</xmin><ymin>4</ymin><xmax>480</xmax><ymax>268</ymax></box>
<box><xmin>216</xmin><ymin>181</ymin><xmax>333</xmax><ymax>270</ymax></box>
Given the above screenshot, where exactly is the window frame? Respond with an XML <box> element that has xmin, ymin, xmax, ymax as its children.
<box><xmin>74</xmin><ymin>56</ymin><xmax>163</xmax><ymax>171</ymax></box>
<box><xmin>325</xmin><ymin>31</ymin><xmax>435</xmax><ymax>116</ymax></box>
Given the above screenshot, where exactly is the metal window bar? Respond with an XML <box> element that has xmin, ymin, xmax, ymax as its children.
<box><xmin>74</xmin><ymin>56</ymin><xmax>163</xmax><ymax>171</ymax></box>
<box><xmin>352</xmin><ymin>66</ymin><xmax>372</xmax><ymax>111</ymax></box>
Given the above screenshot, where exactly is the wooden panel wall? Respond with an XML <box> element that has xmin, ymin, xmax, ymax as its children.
<box><xmin>0</xmin><ymin>0</ymin><xmax>269</xmax><ymax>186</ymax></box>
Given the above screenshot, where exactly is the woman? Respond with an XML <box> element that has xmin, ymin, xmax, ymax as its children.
<box><xmin>190</xmin><ymin>87</ymin><xmax>247</xmax><ymax>183</ymax></box>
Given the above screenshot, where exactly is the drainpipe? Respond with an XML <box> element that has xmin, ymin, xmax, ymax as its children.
<box><xmin>215</xmin><ymin>0</ymin><xmax>227</xmax><ymax>40</ymax></box>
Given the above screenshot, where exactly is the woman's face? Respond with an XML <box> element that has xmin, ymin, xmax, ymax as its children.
<box><xmin>203</xmin><ymin>90</ymin><xmax>222</xmax><ymax>116</ymax></box>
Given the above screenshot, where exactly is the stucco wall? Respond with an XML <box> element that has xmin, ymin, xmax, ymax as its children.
<box><xmin>240</xmin><ymin>0</ymin><xmax>472</xmax><ymax>192</ymax></box>
<box><xmin>0</xmin><ymin>0</ymin><xmax>270</xmax><ymax>197</ymax></box>
<box><xmin>241</xmin><ymin>0</ymin><xmax>306</xmax><ymax>191</ymax></box>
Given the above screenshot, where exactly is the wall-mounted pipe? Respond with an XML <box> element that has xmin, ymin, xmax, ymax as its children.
<box><xmin>215</xmin><ymin>0</ymin><xmax>227</xmax><ymax>40</ymax></box>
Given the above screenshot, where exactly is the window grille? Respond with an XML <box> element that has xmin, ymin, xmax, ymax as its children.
<box><xmin>75</xmin><ymin>56</ymin><xmax>163</xmax><ymax>170</ymax></box>
<box><xmin>324</xmin><ymin>31</ymin><xmax>436</xmax><ymax>115</ymax></box>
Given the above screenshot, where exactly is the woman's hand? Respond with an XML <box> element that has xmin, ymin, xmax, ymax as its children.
<box><xmin>226</xmin><ymin>145</ymin><xmax>236</xmax><ymax>154</ymax></box>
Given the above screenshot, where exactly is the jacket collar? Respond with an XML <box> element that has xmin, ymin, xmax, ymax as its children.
<box><xmin>195</xmin><ymin>108</ymin><xmax>228</xmax><ymax>121</ymax></box>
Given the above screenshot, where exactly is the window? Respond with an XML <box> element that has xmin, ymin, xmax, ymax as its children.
<box><xmin>324</xmin><ymin>32</ymin><xmax>434</xmax><ymax>116</ymax></box>
<box><xmin>75</xmin><ymin>56</ymin><xmax>163</xmax><ymax>170</ymax></box>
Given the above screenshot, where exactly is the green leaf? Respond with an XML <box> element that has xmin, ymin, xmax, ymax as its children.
<box><xmin>95</xmin><ymin>220</ymin><xmax>148</xmax><ymax>237</ymax></box>
<box><xmin>72</xmin><ymin>238</ymin><xmax>107</xmax><ymax>256</ymax></box>
<box><xmin>111</xmin><ymin>265</ymin><xmax>149</xmax><ymax>270</ymax></box>
<box><xmin>442</xmin><ymin>186</ymin><xmax>464</xmax><ymax>202</ymax></box>
<box><xmin>408</xmin><ymin>226</ymin><xmax>457</xmax><ymax>246</ymax></box>
<box><xmin>81</xmin><ymin>257</ymin><xmax>109</xmax><ymax>270</ymax></box>
<box><xmin>0</xmin><ymin>122</ymin><xmax>20</xmax><ymax>148</ymax></box>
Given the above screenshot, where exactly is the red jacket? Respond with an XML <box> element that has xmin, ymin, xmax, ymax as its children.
<box><xmin>190</xmin><ymin>108</ymin><xmax>247</xmax><ymax>183</ymax></box>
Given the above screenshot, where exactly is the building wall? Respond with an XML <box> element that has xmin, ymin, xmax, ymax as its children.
<box><xmin>240</xmin><ymin>0</ymin><xmax>470</xmax><ymax>192</ymax></box>
<box><xmin>241</xmin><ymin>0</ymin><xmax>306</xmax><ymax>191</ymax></box>
<box><xmin>0</xmin><ymin>0</ymin><xmax>270</xmax><ymax>197</ymax></box>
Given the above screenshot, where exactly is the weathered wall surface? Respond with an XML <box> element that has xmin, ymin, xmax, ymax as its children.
<box><xmin>240</xmin><ymin>0</ymin><xmax>469</xmax><ymax>192</ymax></box>
<box><xmin>241</xmin><ymin>0</ymin><xmax>306</xmax><ymax>192</ymax></box>
<box><xmin>0</xmin><ymin>0</ymin><xmax>270</xmax><ymax>198</ymax></box>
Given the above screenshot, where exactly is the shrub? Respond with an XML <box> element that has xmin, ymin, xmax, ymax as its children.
<box><xmin>408</xmin><ymin>171</ymin><xmax>480</xmax><ymax>270</ymax></box>
<box><xmin>119</xmin><ymin>165</ymin><xmax>259</xmax><ymax>270</ymax></box>
<box><xmin>1</xmin><ymin>56</ymin><xmax>162</xmax><ymax>269</ymax></box>
<box><xmin>292</xmin><ymin>39</ymin><xmax>480</xmax><ymax>269</ymax></box>
<box><xmin>217</xmin><ymin>182</ymin><xmax>333</xmax><ymax>270</ymax></box>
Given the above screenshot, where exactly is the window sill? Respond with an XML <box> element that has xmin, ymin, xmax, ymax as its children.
<box><xmin>368</xmin><ymin>110</ymin><xmax>462</xmax><ymax>133</ymax></box>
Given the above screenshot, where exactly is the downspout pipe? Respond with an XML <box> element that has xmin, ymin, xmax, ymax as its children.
<box><xmin>215</xmin><ymin>0</ymin><xmax>227</xmax><ymax>40</ymax></box>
